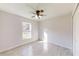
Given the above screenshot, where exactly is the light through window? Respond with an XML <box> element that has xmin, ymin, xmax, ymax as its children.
<box><xmin>22</xmin><ymin>22</ymin><xmax>32</xmax><ymax>40</ymax></box>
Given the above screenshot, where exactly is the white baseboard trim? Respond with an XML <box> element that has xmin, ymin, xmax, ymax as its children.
<box><xmin>0</xmin><ymin>40</ymin><xmax>38</xmax><ymax>53</ymax></box>
<box><xmin>48</xmin><ymin>41</ymin><xmax>72</xmax><ymax>50</ymax></box>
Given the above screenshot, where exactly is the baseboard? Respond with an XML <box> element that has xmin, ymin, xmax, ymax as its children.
<box><xmin>48</xmin><ymin>41</ymin><xmax>72</xmax><ymax>49</ymax></box>
<box><xmin>0</xmin><ymin>40</ymin><xmax>38</xmax><ymax>53</ymax></box>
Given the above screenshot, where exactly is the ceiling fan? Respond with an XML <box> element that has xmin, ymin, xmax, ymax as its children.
<box><xmin>26</xmin><ymin>4</ymin><xmax>46</xmax><ymax>19</ymax></box>
<box><xmin>32</xmin><ymin>9</ymin><xmax>46</xmax><ymax>19</ymax></box>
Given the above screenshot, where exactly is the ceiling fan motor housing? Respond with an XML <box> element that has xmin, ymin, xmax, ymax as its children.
<box><xmin>36</xmin><ymin>10</ymin><xmax>44</xmax><ymax>16</ymax></box>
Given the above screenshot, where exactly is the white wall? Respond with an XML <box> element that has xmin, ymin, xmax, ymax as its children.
<box><xmin>73</xmin><ymin>4</ymin><xmax>79</xmax><ymax>56</ymax></box>
<box><xmin>39</xmin><ymin>13</ymin><xmax>72</xmax><ymax>49</ymax></box>
<box><xmin>0</xmin><ymin>9</ymin><xmax>73</xmax><ymax>53</ymax></box>
<box><xmin>0</xmin><ymin>10</ymin><xmax>38</xmax><ymax>52</ymax></box>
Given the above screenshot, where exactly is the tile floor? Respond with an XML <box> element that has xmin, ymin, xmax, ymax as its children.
<box><xmin>0</xmin><ymin>41</ymin><xmax>73</xmax><ymax>56</ymax></box>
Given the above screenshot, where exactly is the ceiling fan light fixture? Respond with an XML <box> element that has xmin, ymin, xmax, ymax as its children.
<box><xmin>39</xmin><ymin>16</ymin><xmax>42</xmax><ymax>19</ymax></box>
<box><xmin>35</xmin><ymin>15</ymin><xmax>42</xmax><ymax>19</ymax></box>
<box><xmin>35</xmin><ymin>15</ymin><xmax>39</xmax><ymax>19</ymax></box>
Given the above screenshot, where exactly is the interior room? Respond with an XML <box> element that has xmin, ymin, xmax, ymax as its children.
<box><xmin>0</xmin><ymin>3</ymin><xmax>77</xmax><ymax>56</ymax></box>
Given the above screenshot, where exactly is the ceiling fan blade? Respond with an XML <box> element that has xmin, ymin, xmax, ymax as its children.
<box><xmin>40</xmin><ymin>14</ymin><xmax>46</xmax><ymax>16</ymax></box>
<box><xmin>32</xmin><ymin>16</ymin><xmax>35</xmax><ymax>18</ymax></box>
<box><xmin>32</xmin><ymin>12</ymin><xmax>36</xmax><ymax>14</ymax></box>
<box><xmin>29</xmin><ymin>11</ymin><xmax>36</xmax><ymax>14</ymax></box>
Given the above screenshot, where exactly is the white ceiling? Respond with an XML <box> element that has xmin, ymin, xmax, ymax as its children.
<box><xmin>0</xmin><ymin>3</ymin><xmax>74</xmax><ymax>21</ymax></box>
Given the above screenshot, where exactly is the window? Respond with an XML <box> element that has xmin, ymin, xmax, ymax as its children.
<box><xmin>22</xmin><ymin>21</ymin><xmax>32</xmax><ymax>40</ymax></box>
